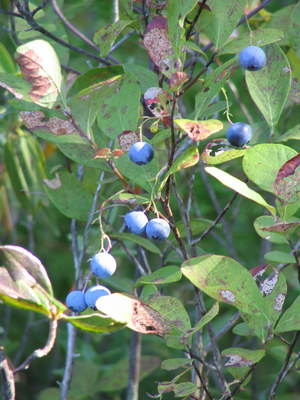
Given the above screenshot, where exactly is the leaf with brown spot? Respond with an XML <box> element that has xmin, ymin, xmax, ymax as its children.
<box><xmin>96</xmin><ymin>293</ymin><xmax>173</xmax><ymax>335</ymax></box>
<box><xmin>144</xmin><ymin>87</ymin><xmax>175</xmax><ymax>125</ymax></box>
<box><xmin>15</xmin><ymin>39</ymin><xmax>65</xmax><ymax>108</ymax></box>
<box><xmin>175</xmin><ymin>119</ymin><xmax>223</xmax><ymax>141</ymax></box>
<box><xmin>169</xmin><ymin>71</ymin><xmax>189</xmax><ymax>91</ymax></box>
<box><xmin>20</xmin><ymin>110</ymin><xmax>76</xmax><ymax>136</ymax></box>
<box><xmin>143</xmin><ymin>17</ymin><xmax>181</xmax><ymax>79</ymax></box>
<box><xmin>118</xmin><ymin>130</ymin><xmax>140</xmax><ymax>152</ymax></box>
<box><xmin>201</xmin><ymin>138</ymin><xmax>248</xmax><ymax>164</ymax></box>
<box><xmin>93</xmin><ymin>148</ymin><xmax>124</xmax><ymax>160</ymax></box>
<box><xmin>261</xmin><ymin>221</ymin><xmax>300</xmax><ymax>233</ymax></box>
<box><xmin>274</xmin><ymin>153</ymin><xmax>300</xmax><ymax>205</ymax></box>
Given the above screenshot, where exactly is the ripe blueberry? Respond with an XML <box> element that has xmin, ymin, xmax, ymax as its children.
<box><xmin>84</xmin><ymin>285</ymin><xmax>111</xmax><ymax>310</ymax></box>
<box><xmin>90</xmin><ymin>252</ymin><xmax>117</xmax><ymax>278</ymax></box>
<box><xmin>66</xmin><ymin>290</ymin><xmax>87</xmax><ymax>313</ymax></box>
<box><xmin>146</xmin><ymin>218</ymin><xmax>170</xmax><ymax>241</ymax></box>
<box><xmin>124</xmin><ymin>211</ymin><xmax>148</xmax><ymax>235</ymax></box>
<box><xmin>239</xmin><ymin>46</ymin><xmax>266</xmax><ymax>71</ymax></box>
<box><xmin>129</xmin><ymin>142</ymin><xmax>154</xmax><ymax>165</ymax></box>
<box><xmin>226</xmin><ymin>122</ymin><xmax>252</xmax><ymax>147</ymax></box>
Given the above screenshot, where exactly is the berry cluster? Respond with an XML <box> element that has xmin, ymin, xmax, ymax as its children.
<box><xmin>66</xmin><ymin>252</ymin><xmax>116</xmax><ymax>313</ymax></box>
<box><xmin>226</xmin><ymin>45</ymin><xmax>266</xmax><ymax>147</ymax></box>
<box><xmin>125</xmin><ymin>211</ymin><xmax>170</xmax><ymax>241</ymax></box>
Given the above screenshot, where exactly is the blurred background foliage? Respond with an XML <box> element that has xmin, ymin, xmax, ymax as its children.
<box><xmin>1</xmin><ymin>0</ymin><xmax>300</xmax><ymax>399</ymax></box>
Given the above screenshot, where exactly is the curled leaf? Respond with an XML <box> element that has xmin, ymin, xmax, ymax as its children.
<box><xmin>15</xmin><ymin>39</ymin><xmax>65</xmax><ymax>108</ymax></box>
<box><xmin>201</xmin><ymin>138</ymin><xmax>247</xmax><ymax>164</ymax></box>
<box><xmin>93</xmin><ymin>148</ymin><xmax>123</xmax><ymax>159</ymax></box>
<box><xmin>275</xmin><ymin>153</ymin><xmax>300</xmax><ymax>204</ymax></box>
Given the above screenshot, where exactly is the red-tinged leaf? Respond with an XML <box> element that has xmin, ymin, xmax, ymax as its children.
<box><xmin>175</xmin><ymin>119</ymin><xmax>223</xmax><ymax>141</ymax></box>
<box><xmin>250</xmin><ymin>264</ymin><xmax>268</xmax><ymax>279</ymax></box>
<box><xmin>118</xmin><ymin>130</ymin><xmax>140</xmax><ymax>152</ymax></box>
<box><xmin>201</xmin><ymin>138</ymin><xmax>247</xmax><ymax>164</ymax></box>
<box><xmin>143</xmin><ymin>17</ymin><xmax>181</xmax><ymax>78</ymax></box>
<box><xmin>111</xmin><ymin>149</ymin><xmax>124</xmax><ymax>158</ymax></box>
<box><xmin>92</xmin><ymin>148</ymin><xmax>111</xmax><ymax>159</ymax></box>
<box><xmin>20</xmin><ymin>110</ymin><xmax>76</xmax><ymax>136</ymax></box>
<box><xmin>275</xmin><ymin>153</ymin><xmax>300</xmax><ymax>204</ymax></box>
<box><xmin>144</xmin><ymin>87</ymin><xmax>172</xmax><ymax>123</ymax></box>
<box><xmin>168</xmin><ymin>71</ymin><xmax>189</xmax><ymax>91</ymax></box>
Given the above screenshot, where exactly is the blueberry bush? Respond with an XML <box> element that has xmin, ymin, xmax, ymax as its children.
<box><xmin>1</xmin><ymin>1</ymin><xmax>300</xmax><ymax>399</ymax></box>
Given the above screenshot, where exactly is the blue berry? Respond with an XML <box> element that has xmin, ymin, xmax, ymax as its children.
<box><xmin>124</xmin><ymin>211</ymin><xmax>148</xmax><ymax>235</ymax></box>
<box><xmin>146</xmin><ymin>218</ymin><xmax>170</xmax><ymax>241</ymax></box>
<box><xmin>90</xmin><ymin>252</ymin><xmax>117</xmax><ymax>278</ymax></box>
<box><xmin>226</xmin><ymin>122</ymin><xmax>252</xmax><ymax>147</ymax></box>
<box><xmin>85</xmin><ymin>285</ymin><xmax>111</xmax><ymax>310</ymax></box>
<box><xmin>66</xmin><ymin>290</ymin><xmax>87</xmax><ymax>313</ymax></box>
<box><xmin>239</xmin><ymin>46</ymin><xmax>266</xmax><ymax>71</ymax></box>
<box><xmin>129</xmin><ymin>142</ymin><xmax>154</xmax><ymax>165</ymax></box>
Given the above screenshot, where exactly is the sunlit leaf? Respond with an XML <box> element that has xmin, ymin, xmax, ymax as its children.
<box><xmin>205</xmin><ymin>166</ymin><xmax>276</xmax><ymax>216</ymax></box>
<box><xmin>201</xmin><ymin>139</ymin><xmax>247</xmax><ymax>164</ymax></box>
<box><xmin>135</xmin><ymin>266</ymin><xmax>182</xmax><ymax>288</ymax></box>
<box><xmin>245</xmin><ymin>44</ymin><xmax>291</xmax><ymax>129</ymax></box>
<box><xmin>175</xmin><ymin>119</ymin><xmax>223</xmax><ymax>141</ymax></box>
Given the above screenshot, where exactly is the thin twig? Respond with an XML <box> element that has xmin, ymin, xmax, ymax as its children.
<box><xmin>0</xmin><ymin>346</ymin><xmax>15</xmax><ymax>400</ymax></box>
<box><xmin>60</xmin><ymin>323</ymin><xmax>77</xmax><ymax>400</ymax></box>
<box><xmin>185</xmin><ymin>0</ymin><xmax>208</xmax><ymax>40</ymax></box>
<box><xmin>224</xmin><ymin>363</ymin><xmax>258</xmax><ymax>400</ymax></box>
<box><xmin>268</xmin><ymin>332</ymin><xmax>300</xmax><ymax>400</ymax></box>
<box><xmin>191</xmin><ymin>358</ymin><xmax>215</xmax><ymax>400</ymax></box>
<box><xmin>13</xmin><ymin>319</ymin><xmax>58</xmax><ymax>374</ymax></box>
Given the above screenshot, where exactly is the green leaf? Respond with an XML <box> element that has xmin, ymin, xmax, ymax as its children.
<box><xmin>123</xmin><ymin>63</ymin><xmax>158</xmax><ymax>93</ymax></box>
<box><xmin>254</xmin><ymin>216</ymin><xmax>288</xmax><ymax>244</ymax></box>
<box><xmin>222</xmin><ymin>348</ymin><xmax>265</xmax><ymax>382</ymax></box>
<box><xmin>264</xmin><ymin>251</ymin><xmax>296</xmax><ymax>264</ymax></box>
<box><xmin>276</xmin><ymin>295</ymin><xmax>300</xmax><ymax>333</ymax></box>
<box><xmin>0</xmin><ymin>72</ymin><xmax>33</xmax><ymax>102</ymax></box>
<box><xmin>43</xmin><ymin>170</ymin><xmax>94</xmax><ymax>221</ymax></box>
<box><xmin>15</xmin><ymin>39</ymin><xmax>66</xmax><ymax>108</ymax></box>
<box><xmin>71</xmin><ymin>75</ymin><xmax>122</xmax><ymax>135</ymax></box>
<box><xmin>58</xmin><ymin>142</ymin><xmax>111</xmax><ymax>171</ymax></box>
<box><xmin>195</xmin><ymin>58</ymin><xmax>239</xmax><ymax>119</ymax></box>
<box><xmin>115</xmin><ymin>192</ymin><xmax>151</xmax><ymax>205</ymax></box>
<box><xmin>175</xmin><ymin>119</ymin><xmax>223</xmax><ymax>141</ymax></box>
<box><xmin>219</xmin><ymin>29</ymin><xmax>284</xmax><ymax>55</ymax></box>
<box><xmin>201</xmin><ymin>139</ymin><xmax>247</xmax><ymax>165</ymax></box>
<box><xmin>97</xmin><ymin>72</ymin><xmax>141</xmax><ymax>140</ymax></box>
<box><xmin>114</xmin><ymin>150</ymin><xmax>159</xmax><ymax>192</ymax></box>
<box><xmin>167</xmin><ymin>0</ymin><xmax>198</xmax><ymax>58</ymax></box>
<box><xmin>177</xmin><ymin>218</ymin><xmax>221</xmax><ymax>239</ymax></box>
<box><xmin>205</xmin><ymin>166</ymin><xmax>276</xmax><ymax>216</ymax></box>
<box><xmin>289</xmin><ymin>2</ymin><xmax>300</xmax><ymax>60</ymax></box>
<box><xmin>110</xmin><ymin>232</ymin><xmax>161</xmax><ymax>255</ymax></box>
<box><xmin>149</xmin><ymin>296</ymin><xmax>191</xmax><ymax>349</ymax></box>
<box><xmin>242</xmin><ymin>143</ymin><xmax>297</xmax><ymax>194</ymax></box>
<box><xmin>181</xmin><ymin>302</ymin><xmax>219</xmax><ymax>343</ymax></box>
<box><xmin>62</xmin><ymin>312</ymin><xmax>126</xmax><ymax>333</ymax></box>
<box><xmin>161</xmin><ymin>358</ymin><xmax>193</xmax><ymax>371</ymax></box>
<box><xmin>93</xmin><ymin>19</ymin><xmax>134</xmax><ymax>57</ymax></box>
<box><xmin>276</xmin><ymin>124</ymin><xmax>300</xmax><ymax>142</ymax></box>
<box><xmin>245</xmin><ymin>44</ymin><xmax>291</xmax><ymax>129</ymax></box>
<box><xmin>0</xmin><ymin>246</ymin><xmax>66</xmax><ymax>317</ymax></box>
<box><xmin>135</xmin><ymin>266</ymin><xmax>182</xmax><ymax>288</ymax></box>
<box><xmin>4</xmin><ymin>133</ymin><xmax>46</xmax><ymax>215</ymax></box>
<box><xmin>174</xmin><ymin>382</ymin><xmax>197</xmax><ymax>397</ymax></box>
<box><xmin>68</xmin><ymin>65</ymin><xmax>124</xmax><ymax>98</ymax></box>
<box><xmin>0</xmin><ymin>43</ymin><xmax>16</xmax><ymax>73</ymax></box>
<box><xmin>95</xmin><ymin>356</ymin><xmax>161</xmax><ymax>392</ymax></box>
<box><xmin>205</xmin><ymin>0</ymin><xmax>247</xmax><ymax>50</ymax></box>
<box><xmin>181</xmin><ymin>255</ymin><xmax>269</xmax><ymax>340</ymax></box>
<box><xmin>158</xmin><ymin>146</ymin><xmax>199</xmax><ymax>193</ymax></box>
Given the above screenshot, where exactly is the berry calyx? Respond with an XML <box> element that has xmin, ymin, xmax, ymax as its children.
<box><xmin>124</xmin><ymin>211</ymin><xmax>148</xmax><ymax>235</ymax></box>
<box><xmin>66</xmin><ymin>290</ymin><xmax>87</xmax><ymax>313</ymax></box>
<box><xmin>90</xmin><ymin>252</ymin><xmax>117</xmax><ymax>278</ymax></box>
<box><xmin>146</xmin><ymin>218</ymin><xmax>170</xmax><ymax>241</ymax></box>
<box><xmin>239</xmin><ymin>46</ymin><xmax>266</xmax><ymax>71</ymax></box>
<box><xmin>84</xmin><ymin>285</ymin><xmax>111</xmax><ymax>310</ymax></box>
<box><xmin>226</xmin><ymin>122</ymin><xmax>252</xmax><ymax>147</ymax></box>
<box><xmin>129</xmin><ymin>142</ymin><xmax>154</xmax><ymax>165</ymax></box>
